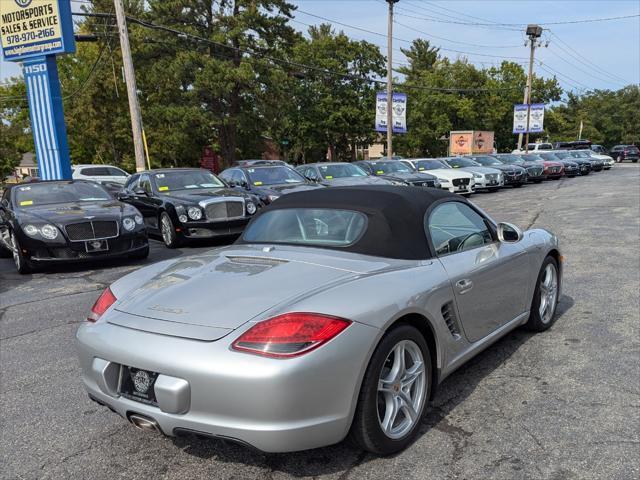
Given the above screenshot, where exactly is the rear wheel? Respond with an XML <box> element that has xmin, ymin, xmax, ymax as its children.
<box><xmin>616</xmin><ymin>155</ymin><xmax>622</xmax><ymax>163</ymax></box>
<box><xmin>525</xmin><ymin>256</ymin><xmax>559</xmax><ymax>332</ymax></box>
<box><xmin>159</xmin><ymin>212</ymin><xmax>181</xmax><ymax>248</ymax></box>
<box><xmin>348</xmin><ymin>324</ymin><xmax>431</xmax><ymax>455</ymax></box>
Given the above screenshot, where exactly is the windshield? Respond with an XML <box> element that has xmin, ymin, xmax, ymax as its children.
<box><xmin>243</xmin><ymin>208</ymin><xmax>367</xmax><ymax>247</ymax></box>
<box><xmin>13</xmin><ymin>182</ymin><xmax>111</xmax><ymax>207</ymax></box>
<box><xmin>494</xmin><ymin>154</ymin><xmax>522</xmax><ymax>164</ymax></box>
<box><xmin>152</xmin><ymin>170</ymin><xmax>225</xmax><ymax>192</ymax></box>
<box><xmin>539</xmin><ymin>153</ymin><xmax>561</xmax><ymax>161</ymax></box>
<box><xmin>445</xmin><ymin>157</ymin><xmax>477</xmax><ymax>168</ymax></box>
<box><xmin>246</xmin><ymin>166</ymin><xmax>305</xmax><ymax>186</ymax></box>
<box><xmin>522</xmin><ymin>154</ymin><xmax>545</xmax><ymax>161</ymax></box>
<box><xmin>369</xmin><ymin>161</ymin><xmax>413</xmax><ymax>174</ymax></box>
<box><xmin>413</xmin><ymin>160</ymin><xmax>449</xmax><ymax>171</ymax></box>
<box><xmin>318</xmin><ymin>164</ymin><xmax>367</xmax><ymax>179</ymax></box>
<box><xmin>470</xmin><ymin>156</ymin><xmax>501</xmax><ymax>166</ymax></box>
<box><xmin>570</xmin><ymin>151</ymin><xmax>589</xmax><ymax>158</ymax></box>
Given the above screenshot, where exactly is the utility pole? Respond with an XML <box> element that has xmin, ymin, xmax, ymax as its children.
<box><xmin>386</xmin><ymin>0</ymin><xmax>399</xmax><ymax>158</ymax></box>
<box><xmin>517</xmin><ymin>24</ymin><xmax>543</xmax><ymax>151</ymax></box>
<box><xmin>114</xmin><ymin>0</ymin><xmax>146</xmax><ymax>172</ymax></box>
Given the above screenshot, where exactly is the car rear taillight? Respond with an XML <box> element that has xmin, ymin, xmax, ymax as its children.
<box><xmin>87</xmin><ymin>287</ymin><xmax>117</xmax><ymax>322</ymax></box>
<box><xmin>231</xmin><ymin>313</ymin><xmax>351</xmax><ymax>358</ymax></box>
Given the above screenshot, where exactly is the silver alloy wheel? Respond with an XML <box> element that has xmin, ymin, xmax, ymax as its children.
<box><xmin>10</xmin><ymin>232</ymin><xmax>21</xmax><ymax>269</ymax></box>
<box><xmin>377</xmin><ymin>339</ymin><xmax>426</xmax><ymax>439</ymax></box>
<box><xmin>161</xmin><ymin>215</ymin><xmax>173</xmax><ymax>246</ymax></box>
<box><xmin>539</xmin><ymin>263</ymin><xmax>558</xmax><ymax>324</ymax></box>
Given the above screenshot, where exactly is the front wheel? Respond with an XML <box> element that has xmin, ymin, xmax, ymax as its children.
<box><xmin>159</xmin><ymin>212</ymin><xmax>181</xmax><ymax>248</ymax></box>
<box><xmin>525</xmin><ymin>256</ymin><xmax>559</xmax><ymax>332</ymax></box>
<box><xmin>10</xmin><ymin>231</ymin><xmax>31</xmax><ymax>274</ymax></box>
<box><xmin>348</xmin><ymin>324</ymin><xmax>431</xmax><ymax>455</ymax></box>
<box><xmin>513</xmin><ymin>183</ymin><xmax>523</xmax><ymax>188</ymax></box>
<box><xmin>616</xmin><ymin>155</ymin><xmax>622</xmax><ymax>163</ymax></box>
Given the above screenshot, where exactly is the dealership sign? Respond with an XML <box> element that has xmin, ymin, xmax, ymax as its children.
<box><xmin>0</xmin><ymin>0</ymin><xmax>75</xmax><ymax>60</ymax></box>
<box><xmin>528</xmin><ymin>103</ymin><xmax>545</xmax><ymax>133</ymax></box>
<box><xmin>375</xmin><ymin>92</ymin><xmax>407</xmax><ymax>133</ymax></box>
<box><xmin>513</xmin><ymin>103</ymin><xmax>545</xmax><ymax>134</ymax></box>
<box><xmin>0</xmin><ymin>0</ymin><xmax>75</xmax><ymax>180</ymax></box>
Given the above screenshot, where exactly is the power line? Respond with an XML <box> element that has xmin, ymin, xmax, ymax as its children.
<box><xmin>536</xmin><ymin>60</ymin><xmax>590</xmax><ymax>92</ymax></box>
<box><xmin>393</xmin><ymin>6</ymin><xmax>640</xmax><ymax>27</ymax></box>
<box><xmin>295</xmin><ymin>10</ymin><xmax>529</xmax><ymax>59</ymax></box>
<box><xmin>72</xmin><ymin>11</ymin><xmax>525</xmax><ymax>94</ymax></box>
<box><xmin>544</xmin><ymin>46</ymin><xmax>628</xmax><ymax>87</ymax></box>
<box><xmin>547</xmin><ymin>30</ymin><xmax>632</xmax><ymax>85</ymax></box>
<box><xmin>394</xmin><ymin>20</ymin><xmax>523</xmax><ymax>48</ymax></box>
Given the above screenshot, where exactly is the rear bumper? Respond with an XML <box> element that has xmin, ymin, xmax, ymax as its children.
<box><xmin>76</xmin><ymin>319</ymin><xmax>378</xmax><ymax>452</ymax></box>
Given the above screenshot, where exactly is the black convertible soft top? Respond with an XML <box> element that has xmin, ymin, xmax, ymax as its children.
<box><xmin>241</xmin><ymin>185</ymin><xmax>465</xmax><ymax>260</ymax></box>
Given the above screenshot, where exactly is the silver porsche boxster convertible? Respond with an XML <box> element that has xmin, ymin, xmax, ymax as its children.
<box><xmin>76</xmin><ymin>186</ymin><xmax>562</xmax><ymax>455</ymax></box>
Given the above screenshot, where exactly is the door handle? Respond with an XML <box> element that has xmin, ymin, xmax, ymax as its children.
<box><xmin>456</xmin><ymin>279</ymin><xmax>474</xmax><ymax>294</ymax></box>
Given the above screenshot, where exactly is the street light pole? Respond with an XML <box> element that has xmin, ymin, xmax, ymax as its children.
<box><xmin>114</xmin><ymin>0</ymin><xmax>146</xmax><ymax>172</ymax></box>
<box><xmin>517</xmin><ymin>24</ymin><xmax>543</xmax><ymax>152</ymax></box>
<box><xmin>386</xmin><ymin>0</ymin><xmax>399</xmax><ymax>158</ymax></box>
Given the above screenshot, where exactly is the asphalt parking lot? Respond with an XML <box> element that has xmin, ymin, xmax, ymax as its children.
<box><xmin>1</xmin><ymin>165</ymin><xmax>638</xmax><ymax>480</ymax></box>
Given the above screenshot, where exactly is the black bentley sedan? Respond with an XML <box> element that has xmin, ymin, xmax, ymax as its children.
<box><xmin>118</xmin><ymin>168</ymin><xmax>261</xmax><ymax>248</ymax></box>
<box><xmin>296</xmin><ymin>162</ymin><xmax>395</xmax><ymax>187</ymax></box>
<box><xmin>0</xmin><ymin>181</ymin><xmax>148</xmax><ymax>274</ymax></box>
<box><xmin>219</xmin><ymin>164</ymin><xmax>323</xmax><ymax>205</ymax></box>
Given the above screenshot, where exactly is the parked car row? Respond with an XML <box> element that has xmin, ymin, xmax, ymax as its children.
<box><xmin>0</xmin><ymin>149</ymin><xmax>613</xmax><ymax>274</ymax></box>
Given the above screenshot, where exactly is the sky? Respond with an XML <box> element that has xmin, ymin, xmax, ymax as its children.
<box><xmin>1</xmin><ymin>0</ymin><xmax>639</xmax><ymax>93</ymax></box>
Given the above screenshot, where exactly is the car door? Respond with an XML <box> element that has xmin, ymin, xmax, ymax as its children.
<box><xmin>135</xmin><ymin>174</ymin><xmax>161</xmax><ymax>230</ymax></box>
<box><xmin>427</xmin><ymin>201</ymin><xmax>530</xmax><ymax>342</ymax></box>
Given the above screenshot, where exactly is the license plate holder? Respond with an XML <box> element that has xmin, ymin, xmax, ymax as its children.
<box><xmin>85</xmin><ymin>239</ymin><xmax>109</xmax><ymax>253</ymax></box>
<box><xmin>118</xmin><ymin>365</ymin><xmax>160</xmax><ymax>406</ymax></box>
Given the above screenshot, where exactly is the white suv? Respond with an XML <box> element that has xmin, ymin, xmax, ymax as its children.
<box><xmin>72</xmin><ymin>165</ymin><xmax>130</xmax><ymax>185</ymax></box>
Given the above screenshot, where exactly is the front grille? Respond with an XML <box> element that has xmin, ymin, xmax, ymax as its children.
<box><xmin>527</xmin><ymin>167</ymin><xmax>543</xmax><ymax>176</ymax></box>
<box><xmin>204</xmin><ymin>201</ymin><xmax>244</xmax><ymax>221</ymax></box>
<box><xmin>65</xmin><ymin>221</ymin><xmax>118</xmax><ymax>241</ymax></box>
<box><xmin>452</xmin><ymin>178</ymin><xmax>470</xmax><ymax>187</ymax></box>
<box><xmin>486</xmin><ymin>173</ymin><xmax>499</xmax><ymax>181</ymax></box>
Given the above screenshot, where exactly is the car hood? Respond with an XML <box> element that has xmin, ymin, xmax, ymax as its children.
<box><xmin>257</xmin><ymin>183</ymin><xmax>322</xmax><ymax>195</ymax></box>
<box><xmin>454</xmin><ymin>166</ymin><xmax>502</xmax><ymax>175</ymax></box>
<box><xmin>18</xmin><ymin>201</ymin><xmax>131</xmax><ymax>224</ymax></box>
<box><xmin>320</xmin><ymin>176</ymin><xmax>392</xmax><ymax>186</ymax></box>
<box><xmin>378</xmin><ymin>172</ymin><xmax>436</xmax><ymax>182</ymax></box>
<box><xmin>162</xmin><ymin>188</ymin><xmax>247</xmax><ymax>203</ymax></box>
<box><xmin>417</xmin><ymin>168</ymin><xmax>472</xmax><ymax>180</ymax></box>
<box><xmin>109</xmin><ymin>244</ymin><xmax>395</xmax><ymax>340</ymax></box>
<box><xmin>484</xmin><ymin>164</ymin><xmax>526</xmax><ymax>173</ymax></box>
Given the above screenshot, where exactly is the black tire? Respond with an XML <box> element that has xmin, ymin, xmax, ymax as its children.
<box><xmin>633</xmin><ymin>159</ymin><xmax>638</xmax><ymax>163</ymax></box>
<box><xmin>10</xmin><ymin>231</ymin><xmax>32</xmax><ymax>274</ymax></box>
<box><xmin>525</xmin><ymin>256</ymin><xmax>560</xmax><ymax>332</ymax></box>
<box><xmin>348</xmin><ymin>324</ymin><xmax>432</xmax><ymax>455</ymax></box>
<box><xmin>132</xmin><ymin>245</ymin><xmax>150</xmax><ymax>260</ymax></box>
<box><xmin>0</xmin><ymin>241</ymin><xmax>11</xmax><ymax>258</ymax></box>
<box><xmin>513</xmin><ymin>183</ymin><xmax>523</xmax><ymax>188</ymax></box>
<box><xmin>159</xmin><ymin>212</ymin><xmax>181</xmax><ymax>248</ymax></box>
<box><xmin>534</xmin><ymin>180</ymin><xmax>543</xmax><ymax>184</ymax></box>
<box><xmin>616</xmin><ymin>155</ymin><xmax>622</xmax><ymax>163</ymax></box>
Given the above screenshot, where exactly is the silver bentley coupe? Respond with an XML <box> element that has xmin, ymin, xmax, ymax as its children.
<box><xmin>76</xmin><ymin>186</ymin><xmax>562</xmax><ymax>455</ymax></box>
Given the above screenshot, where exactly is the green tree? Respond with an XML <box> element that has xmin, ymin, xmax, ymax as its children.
<box><xmin>0</xmin><ymin>79</ymin><xmax>32</xmax><ymax>179</ymax></box>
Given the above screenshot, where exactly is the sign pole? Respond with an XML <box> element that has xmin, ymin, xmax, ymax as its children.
<box><xmin>386</xmin><ymin>0</ymin><xmax>398</xmax><ymax>158</ymax></box>
<box><xmin>0</xmin><ymin>0</ymin><xmax>76</xmax><ymax>180</ymax></box>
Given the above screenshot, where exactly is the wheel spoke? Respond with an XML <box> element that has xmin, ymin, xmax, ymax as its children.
<box><xmin>381</xmin><ymin>393</ymin><xmax>400</xmax><ymax>434</ymax></box>
<box><xmin>398</xmin><ymin>391</ymin><xmax>418</xmax><ymax>422</ymax></box>
<box><xmin>401</xmin><ymin>361</ymin><xmax>424</xmax><ymax>390</ymax></box>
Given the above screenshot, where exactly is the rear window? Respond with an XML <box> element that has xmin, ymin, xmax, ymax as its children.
<box><xmin>242</xmin><ymin>208</ymin><xmax>367</xmax><ymax>247</ymax></box>
<box><xmin>627</xmin><ymin>146</ymin><xmax>639</xmax><ymax>153</ymax></box>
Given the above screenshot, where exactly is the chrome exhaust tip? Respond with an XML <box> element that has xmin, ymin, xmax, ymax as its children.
<box><xmin>129</xmin><ymin>414</ymin><xmax>161</xmax><ymax>433</ymax></box>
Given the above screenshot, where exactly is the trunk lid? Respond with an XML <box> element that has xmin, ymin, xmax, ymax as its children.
<box><xmin>110</xmin><ymin>246</ymin><xmax>388</xmax><ymax>340</ymax></box>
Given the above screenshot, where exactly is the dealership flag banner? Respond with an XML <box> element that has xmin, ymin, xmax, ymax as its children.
<box><xmin>512</xmin><ymin>104</ymin><xmax>528</xmax><ymax>134</ymax></box>
<box><xmin>0</xmin><ymin>0</ymin><xmax>75</xmax><ymax>180</ymax></box>
<box><xmin>528</xmin><ymin>103</ymin><xmax>545</xmax><ymax>133</ymax></box>
<box><xmin>375</xmin><ymin>92</ymin><xmax>407</xmax><ymax>133</ymax></box>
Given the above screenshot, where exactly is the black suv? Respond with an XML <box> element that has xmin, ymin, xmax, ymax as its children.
<box><xmin>609</xmin><ymin>145</ymin><xmax>639</xmax><ymax>163</ymax></box>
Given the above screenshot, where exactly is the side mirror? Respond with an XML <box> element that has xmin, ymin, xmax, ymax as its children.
<box><xmin>497</xmin><ymin>222</ymin><xmax>523</xmax><ymax>243</ymax></box>
<box><xmin>133</xmin><ymin>187</ymin><xmax>147</xmax><ymax>196</ymax></box>
<box><xmin>238</xmin><ymin>180</ymin><xmax>249</xmax><ymax>188</ymax></box>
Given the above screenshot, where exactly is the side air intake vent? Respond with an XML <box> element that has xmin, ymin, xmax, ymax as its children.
<box><xmin>441</xmin><ymin>302</ymin><xmax>461</xmax><ymax>339</ymax></box>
